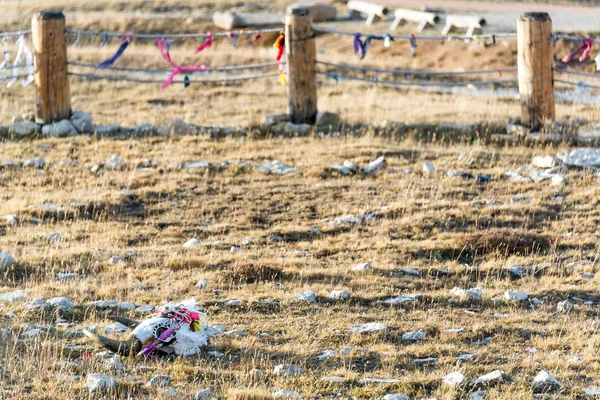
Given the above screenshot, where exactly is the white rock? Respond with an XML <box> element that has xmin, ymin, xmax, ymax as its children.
<box><xmin>4</xmin><ymin>214</ymin><xmax>18</xmax><ymax>225</ymax></box>
<box><xmin>108</xmin><ymin>256</ymin><xmax>125</xmax><ymax>265</ymax></box>
<box><xmin>273</xmin><ymin>364</ymin><xmax>304</xmax><ymax>377</ymax></box>
<box><xmin>119</xmin><ymin>302</ymin><xmax>135</xmax><ymax>311</ymax></box>
<box><xmin>194</xmin><ymin>388</ymin><xmax>212</xmax><ymax>400</ymax></box>
<box><xmin>378</xmin><ymin>294</ymin><xmax>420</xmax><ymax>305</ymax></box>
<box><xmin>470</xmin><ymin>391</ymin><xmax>486</xmax><ymax>400</ymax></box>
<box><xmin>561</xmin><ymin>148</ymin><xmax>600</xmax><ymax>168</ymax></box>
<box><xmin>293</xmin><ymin>290</ymin><xmax>316</xmax><ymax>303</ymax></box>
<box><xmin>105</xmin><ymin>155</ymin><xmax>125</xmax><ymax>169</ymax></box>
<box><xmin>23</xmin><ymin>157</ymin><xmax>45</xmax><ymax>168</ymax></box>
<box><xmin>273</xmin><ymin>390</ymin><xmax>301</xmax><ymax>399</ymax></box>
<box><xmin>70</xmin><ymin>111</ymin><xmax>94</xmax><ymax>133</ymax></box>
<box><xmin>343</xmin><ymin>160</ymin><xmax>358</xmax><ymax>173</ymax></box>
<box><xmin>443</xmin><ymin>371</ymin><xmax>466</xmax><ymax>387</ymax></box>
<box><xmin>349</xmin><ymin>322</ymin><xmax>388</xmax><ymax>334</ymax></box>
<box><xmin>422</xmin><ymin>163</ymin><xmax>436</xmax><ymax>174</ymax></box>
<box><xmin>134</xmin><ymin>305</ymin><xmax>154</xmax><ymax>313</ymax></box>
<box><xmin>223</xmin><ymin>299</ymin><xmax>244</xmax><ymax>306</ymax></box>
<box><xmin>195</xmin><ymin>279</ymin><xmax>210</xmax><ymax>289</ymax></box>
<box><xmin>332</xmin><ymin>214</ymin><xmax>362</xmax><ymax>225</ymax></box>
<box><xmin>317</xmin><ymin>349</ymin><xmax>337</xmax><ymax>361</ymax></box>
<box><xmin>352</xmin><ymin>262</ymin><xmax>372</xmax><ymax>272</ymax></box>
<box><xmin>504</xmin><ymin>290</ymin><xmax>528</xmax><ymax>301</ymax></box>
<box><xmin>92</xmin><ymin>300</ymin><xmax>118</xmax><ymax>309</ymax></box>
<box><xmin>532</xmin><ymin>156</ymin><xmax>561</xmax><ymax>169</ymax></box>
<box><xmin>56</xmin><ymin>272</ymin><xmax>79</xmax><ymax>281</ymax></box>
<box><xmin>0</xmin><ymin>252</ymin><xmax>17</xmax><ymax>269</ymax></box>
<box><xmin>557</xmin><ymin>300</ymin><xmax>574</xmax><ymax>313</ymax></box>
<box><xmin>222</xmin><ymin>329</ymin><xmax>247</xmax><ymax>337</ymax></box>
<box><xmin>183</xmin><ymin>161</ymin><xmax>209</xmax><ymax>169</ymax></box>
<box><xmin>44</xmin><ymin>232</ymin><xmax>62</xmax><ymax>245</ymax></box>
<box><xmin>42</xmin><ymin>120</ymin><xmax>78</xmax><ymax>137</ymax></box>
<box><xmin>9</xmin><ymin>121</ymin><xmax>39</xmax><ymax>136</ymax></box>
<box><xmin>230</xmin><ymin>246</ymin><xmax>241</xmax><ymax>254</ymax></box>
<box><xmin>146</xmin><ymin>374</ymin><xmax>171</xmax><ymax>388</ymax></box>
<box><xmin>451</xmin><ymin>287</ymin><xmax>482</xmax><ymax>301</ymax></box>
<box><xmin>361</xmin><ymin>156</ymin><xmax>386</xmax><ymax>174</ymax></box>
<box><xmin>470</xmin><ymin>370</ymin><xmax>505</xmax><ymax>387</ymax></box>
<box><xmin>256</xmin><ymin>160</ymin><xmax>296</xmax><ymax>175</ymax></box>
<box><xmin>456</xmin><ymin>353</ymin><xmax>477</xmax><ymax>361</ymax></box>
<box><xmin>183</xmin><ymin>238</ymin><xmax>201</xmax><ymax>248</ymax></box>
<box><xmin>551</xmin><ymin>175</ymin><xmax>566</xmax><ymax>186</ymax></box>
<box><xmin>47</xmin><ymin>297</ymin><xmax>75</xmax><ymax>311</ymax></box>
<box><xmin>104</xmin><ymin>322</ymin><xmax>128</xmax><ymax>334</ymax></box>
<box><xmin>382</xmin><ymin>394</ymin><xmax>410</xmax><ymax>400</ymax></box>
<box><xmin>86</xmin><ymin>373</ymin><xmax>117</xmax><ymax>393</ymax></box>
<box><xmin>531</xmin><ymin>370</ymin><xmax>562</xmax><ymax>392</ymax></box>
<box><xmin>329</xmin><ymin>290</ymin><xmax>350</xmax><ymax>300</ymax></box>
<box><xmin>583</xmin><ymin>388</ymin><xmax>600</xmax><ymax>396</ymax></box>
<box><xmin>322</xmin><ymin>376</ymin><xmax>345</xmax><ymax>383</ymax></box>
<box><xmin>359</xmin><ymin>378</ymin><xmax>401</xmax><ymax>384</ymax></box>
<box><xmin>0</xmin><ymin>290</ymin><xmax>27</xmax><ymax>302</ymax></box>
<box><xmin>402</xmin><ymin>330</ymin><xmax>425</xmax><ymax>342</ymax></box>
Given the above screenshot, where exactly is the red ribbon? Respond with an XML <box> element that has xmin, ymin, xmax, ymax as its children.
<box><xmin>195</xmin><ymin>32</ymin><xmax>212</xmax><ymax>54</ymax></box>
<box><xmin>158</xmin><ymin>38</ymin><xmax>207</xmax><ymax>90</ymax></box>
<box><xmin>562</xmin><ymin>37</ymin><xmax>595</xmax><ymax>63</ymax></box>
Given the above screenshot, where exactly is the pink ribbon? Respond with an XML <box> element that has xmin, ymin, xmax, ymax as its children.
<box><xmin>562</xmin><ymin>37</ymin><xmax>595</xmax><ymax>63</ymax></box>
<box><xmin>157</xmin><ymin>38</ymin><xmax>207</xmax><ymax>90</ymax></box>
<box><xmin>195</xmin><ymin>32</ymin><xmax>212</xmax><ymax>54</ymax></box>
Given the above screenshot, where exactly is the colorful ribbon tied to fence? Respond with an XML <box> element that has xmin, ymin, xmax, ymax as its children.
<box><xmin>97</xmin><ymin>34</ymin><xmax>132</xmax><ymax>69</ymax></box>
<box><xmin>561</xmin><ymin>37</ymin><xmax>595</xmax><ymax>63</ymax></box>
<box><xmin>273</xmin><ymin>33</ymin><xmax>286</xmax><ymax>83</ymax></box>
<box><xmin>157</xmin><ymin>38</ymin><xmax>207</xmax><ymax>90</ymax></box>
<box><xmin>195</xmin><ymin>32</ymin><xmax>212</xmax><ymax>54</ymax></box>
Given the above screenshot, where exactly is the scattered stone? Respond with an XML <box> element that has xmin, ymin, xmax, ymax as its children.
<box><xmin>329</xmin><ymin>290</ymin><xmax>350</xmax><ymax>301</ymax></box>
<box><xmin>47</xmin><ymin>297</ymin><xmax>75</xmax><ymax>311</ymax></box>
<box><xmin>93</xmin><ymin>124</ymin><xmax>121</xmax><ymax>136</ymax></box>
<box><xmin>108</xmin><ymin>256</ymin><xmax>125</xmax><ymax>265</ymax></box>
<box><xmin>170</xmin><ymin>119</ymin><xmax>198</xmax><ymax>135</ymax></box>
<box><xmin>119</xmin><ymin>302</ymin><xmax>135</xmax><ymax>311</ymax></box>
<box><xmin>422</xmin><ymin>163</ymin><xmax>436</xmax><ymax>174</ymax></box>
<box><xmin>359</xmin><ymin>378</ymin><xmax>401</xmax><ymax>384</ymax></box>
<box><xmin>70</xmin><ymin>111</ymin><xmax>94</xmax><ymax>133</ymax></box>
<box><xmin>105</xmin><ymin>155</ymin><xmax>125</xmax><ymax>170</ymax></box>
<box><xmin>377</xmin><ymin>294</ymin><xmax>420</xmax><ymax>305</ymax></box>
<box><xmin>255</xmin><ymin>160</ymin><xmax>296</xmax><ymax>175</ymax></box>
<box><xmin>134</xmin><ymin>305</ymin><xmax>154</xmax><ymax>313</ymax></box>
<box><xmin>183</xmin><ymin>161</ymin><xmax>209</xmax><ymax>169</ymax></box>
<box><xmin>273</xmin><ymin>364</ymin><xmax>304</xmax><ymax>377</ymax></box>
<box><xmin>56</xmin><ymin>272</ymin><xmax>79</xmax><ymax>281</ymax></box>
<box><xmin>443</xmin><ymin>371</ymin><xmax>466</xmax><ymax>387</ymax></box>
<box><xmin>42</xmin><ymin>120</ymin><xmax>77</xmax><ymax>137</ymax></box>
<box><xmin>183</xmin><ymin>238</ymin><xmax>201</xmax><ymax>248</ymax></box>
<box><xmin>9</xmin><ymin>121</ymin><xmax>40</xmax><ymax>136</ymax></box>
<box><xmin>532</xmin><ymin>370</ymin><xmax>562</xmax><ymax>393</ymax></box>
<box><xmin>532</xmin><ymin>156</ymin><xmax>561</xmax><ymax>169</ymax></box>
<box><xmin>557</xmin><ymin>300</ymin><xmax>574</xmax><ymax>313</ymax></box>
<box><xmin>194</xmin><ymin>388</ymin><xmax>212</xmax><ymax>400</ymax></box>
<box><xmin>25</xmin><ymin>298</ymin><xmax>48</xmax><ymax>310</ymax></box>
<box><xmin>0</xmin><ymin>290</ymin><xmax>27</xmax><ymax>303</ymax></box>
<box><xmin>451</xmin><ymin>287</ymin><xmax>482</xmax><ymax>301</ymax></box>
<box><xmin>44</xmin><ymin>232</ymin><xmax>62</xmax><ymax>245</ymax></box>
<box><xmin>361</xmin><ymin>156</ymin><xmax>386</xmax><ymax>174</ymax></box>
<box><xmin>349</xmin><ymin>322</ymin><xmax>388</xmax><ymax>334</ymax></box>
<box><xmin>456</xmin><ymin>353</ymin><xmax>477</xmax><ymax>361</ymax></box>
<box><xmin>1</xmin><ymin>160</ymin><xmax>21</xmax><ymax>168</ymax></box>
<box><xmin>146</xmin><ymin>374</ymin><xmax>171</xmax><ymax>388</ymax></box>
<box><xmin>86</xmin><ymin>373</ymin><xmax>117</xmax><ymax>393</ymax></box>
<box><xmin>551</xmin><ymin>174</ymin><xmax>567</xmax><ymax>187</ymax></box>
<box><xmin>273</xmin><ymin>390</ymin><xmax>301</xmax><ymax>399</ymax></box>
<box><xmin>195</xmin><ymin>280</ymin><xmax>210</xmax><ymax>289</ymax></box>
<box><xmin>560</xmin><ymin>148</ymin><xmax>600</xmax><ymax>168</ymax></box>
<box><xmin>381</xmin><ymin>395</ymin><xmax>410</xmax><ymax>400</ymax></box>
<box><xmin>249</xmin><ymin>369</ymin><xmax>265</xmax><ymax>380</ymax></box>
<box><xmin>332</xmin><ymin>214</ymin><xmax>362</xmax><ymax>225</ymax></box>
<box><xmin>4</xmin><ymin>214</ymin><xmax>18</xmax><ymax>225</ymax></box>
<box><xmin>470</xmin><ymin>390</ymin><xmax>487</xmax><ymax>400</ymax></box>
<box><xmin>23</xmin><ymin>157</ymin><xmax>45</xmax><ymax>168</ymax></box>
<box><xmin>507</xmin><ymin>264</ymin><xmax>530</xmax><ymax>279</ymax></box>
<box><xmin>222</xmin><ymin>329</ymin><xmax>247</xmax><ymax>337</ymax></box>
<box><xmin>322</xmin><ymin>376</ymin><xmax>345</xmax><ymax>383</ymax></box>
<box><xmin>352</xmin><ymin>262</ymin><xmax>372</xmax><ymax>272</ymax></box>
<box><xmin>92</xmin><ymin>300</ymin><xmax>118</xmax><ymax>309</ymax></box>
<box><xmin>0</xmin><ymin>252</ymin><xmax>16</xmax><ymax>269</ymax></box>
<box><xmin>583</xmin><ymin>388</ymin><xmax>600</xmax><ymax>396</ymax></box>
<box><xmin>132</xmin><ymin>123</ymin><xmax>159</xmax><ymax>136</ymax></box>
<box><xmin>470</xmin><ymin>370</ymin><xmax>505</xmax><ymax>388</ymax></box>
<box><xmin>317</xmin><ymin>350</ymin><xmax>337</xmax><ymax>361</ymax></box>
<box><xmin>223</xmin><ymin>299</ymin><xmax>244</xmax><ymax>306</ymax></box>
<box><xmin>504</xmin><ymin>290</ymin><xmax>528</xmax><ymax>302</ymax></box>
<box><xmin>284</xmin><ymin>122</ymin><xmax>311</xmax><ymax>135</ymax></box>
<box><xmin>444</xmin><ymin>328</ymin><xmax>466</xmax><ymax>334</ymax></box>
<box><xmin>292</xmin><ymin>290</ymin><xmax>316</xmax><ymax>303</ymax></box>
<box><xmin>104</xmin><ymin>322</ymin><xmax>128</xmax><ymax>334</ymax></box>
<box><xmin>402</xmin><ymin>329</ymin><xmax>425</xmax><ymax>342</ymax></box>
<box><xmin>413</xmin><ymin>357</ymin><xmax>437</xmax><ymax>366</ymax></box>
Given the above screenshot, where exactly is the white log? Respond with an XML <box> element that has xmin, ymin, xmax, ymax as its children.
<box><xmin>391</xmin><ymin>8</ymin><xmax>440</xmax><ymax>31</ymax></box>
<box><xmin>347</xmin><ymin>0</ymin><xmax>389</xmax><ymax>26</ymax></box>
<box><xmin>289</xmin><ymin>2</ymin><xmax>336</xmax><ymax>22</ymax></box>
<box><xmin>213</xmin><ymin>11</ymin><xmax>284</xmax><ymax>30</ymax></box>
<box><xmin>441</xmin><ymin>15</ymin><xmax>486</xmax><ymax>36</ymax></box>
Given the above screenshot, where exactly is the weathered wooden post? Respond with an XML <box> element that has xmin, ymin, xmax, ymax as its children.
<box><xmin>31</xmin><ymin>10</ymin><xmax>71</xmax><ymax>124</ymax></box>
<box><xmin>285</xmin><ymin>6</ymin><xmax>318</xmax><ymax>125</ymax></box>
<box><xmin>517</xmin><ymin>12</ymin><xmax>555</xmax><ymax>128</ymax></box>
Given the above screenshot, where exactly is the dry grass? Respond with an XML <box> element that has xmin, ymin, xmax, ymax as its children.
<box><xmin>455</xmin><ymin>230</ymin><xmax>553</xmax><ymax>258</ymax></box>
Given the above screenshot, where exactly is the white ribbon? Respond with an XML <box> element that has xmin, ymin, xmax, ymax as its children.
<box><xmin>7</xmin><ymin>35</ymin><xmax>34</xmax><ymax>88</ymax></box>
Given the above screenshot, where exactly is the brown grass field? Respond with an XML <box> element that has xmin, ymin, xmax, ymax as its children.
<box><xmin>2</xmin><ymin>1</ymin><xmax>600</xmax><ymax>399</ymax></box>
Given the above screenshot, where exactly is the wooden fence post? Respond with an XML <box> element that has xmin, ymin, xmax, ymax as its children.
<box><xmin>285</xmin><ymin>6</ymin><xmax>318</xmax><ymax>125</ymax></box>
<box><xmin>517</xmin><ymin>12</ymin><xmax>554</xmax><ymax>128</ymax></box>
<box><xmin>32</xmin><ymin>10</ymin><xmax>71</xmax><ymax>124</ymax></box>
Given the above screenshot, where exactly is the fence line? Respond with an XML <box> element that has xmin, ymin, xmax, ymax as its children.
<box><xmin>317</xmin><ymin>71</ymin><xmax>517</xmax><ymax>87</ymax></box>
<box><xmin>313</xmin><ymin>28</ymin><xmax>517</xmax><ymax>41</ymax></box>
<box><xmin>316</xmin><ymin>61</ymin><xmax>517</xmax><ymax>76</ymax></box>
<box><xmin>66</xmin><ymin>28</ymin><xmax>282</xmax><ymax>40</ymax></box>
<box><xmin>554</xmin><ymin>78</ymin><xmax>600</xmax><ymax>90</ymax></box>
<box><xmin>68</xmin><ymin>71</ymin><xmax>280</xmax><ymax>84</ymax></box>
<box><xmin>69</xmin><ymin>61</ymin><xmax>281</xmax><ymax>74</ymax></box>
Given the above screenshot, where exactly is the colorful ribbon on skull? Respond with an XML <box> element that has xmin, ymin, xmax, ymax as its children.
<box><xmin>157</xmin><ymin>37</ymin><xmax>207</xmax><ymax>90</ymax></box>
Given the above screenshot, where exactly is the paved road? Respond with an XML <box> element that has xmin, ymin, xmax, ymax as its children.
<box><xmin>384</xmin><ymin>0</ymin><xmax>600</xmax><ymax>32</ymax></box>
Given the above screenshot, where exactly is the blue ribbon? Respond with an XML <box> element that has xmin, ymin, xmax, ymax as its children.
<box><xmin>97</xmin><ymin>39</ymin><xmax>130</xmax><ymax>69</ymax></box>
<box><xmin>101</xmin><ymin>33</ymin><xmax>108</xmax><ymax>47</ymax></box>
<box><xmin>353</xmin><ymin>32</ymin><xmax>366</xmax><ymax>60</ymax></box>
